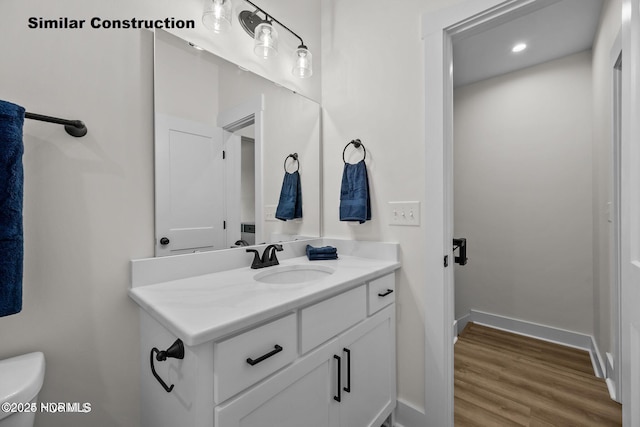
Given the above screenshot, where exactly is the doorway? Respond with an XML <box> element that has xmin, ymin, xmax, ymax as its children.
<box><xmin>421</xmin><ymin>0</ymin><xmax>628</xmax><ymax>424</ymax></box>
<box><xmin>452</xmin><ymin>49</ymin><xmax>596</xmax><ymax>343</ymax></box>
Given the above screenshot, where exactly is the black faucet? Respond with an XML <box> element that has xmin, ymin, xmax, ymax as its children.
<box><xmin>246</xmin><ymin>244</ymin><xmax>284</xmax><ymax>269</ymax></box>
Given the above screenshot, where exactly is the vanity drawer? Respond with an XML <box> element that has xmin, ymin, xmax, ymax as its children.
<box><xmin>368</xmin><ymin>273</ymin><xmax>395</xmax><ymax>315</ymax></box>
<box><xmin>214</xmin><ymin>313</ymin><xmax>297</xmax><ymax>404</ymax></box>
<box><xmin>300</xmin><ymin>285</ymin><xmax>366</xmax><ymax>354</ymax></box>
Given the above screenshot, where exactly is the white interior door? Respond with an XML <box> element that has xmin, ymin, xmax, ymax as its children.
<box><xmin>620</xmin><ymin>0</ymin><xmax>640</xmax><ymax>424</ymax></box>
<box><xmin>155</xmin><ymin>114</ymin><xmax>225</xmax><ymax>256</ymax></box>
<box><xmin>224</xmin><ymin>131</ymin><xmax>242</xmax><ymax>247</ymax></box>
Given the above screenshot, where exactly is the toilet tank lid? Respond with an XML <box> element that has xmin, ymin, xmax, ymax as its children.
<box><xmin>0</xmin><ymin>352</ymin><xmax>45</xmax><ymax>420</ymax></box>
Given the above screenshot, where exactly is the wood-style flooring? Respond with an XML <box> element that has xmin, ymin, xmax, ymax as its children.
<box><xmin>455</xmin><ymin>322</ymin><xmax>622</xmax><ymax>426</ymax></box>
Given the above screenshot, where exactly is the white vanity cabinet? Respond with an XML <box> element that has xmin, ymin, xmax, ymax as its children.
<box><xmin>216</xmin><ymin>304</ymin><xmax>395</xmax><ymax>427</ymax></box>
<box><xmin>138</xmin><ymin>271</ymin><xmax>396</xmax><ymax>427</ymax></box>
<box><xmin>337</xmin><ymin>307</ymin><xmax>395</xmax><ymax>427</ymax></box>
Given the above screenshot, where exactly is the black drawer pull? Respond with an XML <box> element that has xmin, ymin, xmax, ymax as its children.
<box><xmin>246</xmin><ymin>345</ymin><xmax>283</xmax><ymax>366</ymax></box>
<box><xmin>343</xmin><ymin>348</ymin><xmax>351</xmax><ymax>393</ymax></box>
<box><xmin>333</xmin><ymin>354</ymin><xmax>341</xmax><ymax>402</ymax></box>
<box><xmin>378</xmin><ymin>289</ymin><xmax>394</xmax><ymax>297</ymax></box>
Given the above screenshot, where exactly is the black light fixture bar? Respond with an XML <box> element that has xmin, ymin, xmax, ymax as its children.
<box><xmin>242</xmin><ymin>0</ymin><xmax>307</xmax><ymax>48</ymax></box>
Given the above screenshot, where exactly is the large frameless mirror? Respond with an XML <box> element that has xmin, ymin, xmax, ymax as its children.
<box><xmin>153</xmin><ymin>30</ymin><xmax>321</xmax><ymax>256</ymax></box>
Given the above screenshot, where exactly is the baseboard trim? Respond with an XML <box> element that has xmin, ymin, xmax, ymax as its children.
<box><xmin>456</xmin><ymin>310</ymin><xmax>605</xmax><ymax>378</ymax></box>
<box><xmin>394</xmin><ymin>398</ymin><xmax>426</xmax><ymax>427</ymax></box>
<box><xmin>590</xmin><ymin>336</ymin><xmax>606</xmax><ymax>379</ymax></box>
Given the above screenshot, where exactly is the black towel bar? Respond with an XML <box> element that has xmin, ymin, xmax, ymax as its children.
<box><xmin>25</xmin><ymin>112</ymin><xmax>87</xmax><ymax>137</ymax></box>
<box><xmin>343</xmin><ymin>139</ymin><xmax>366</xmax><ymax>163</ymax></box>
<box><xmin>284</xmin><ymin>153</ymin><xmax>299</xmax><ymax>172</ymax></box>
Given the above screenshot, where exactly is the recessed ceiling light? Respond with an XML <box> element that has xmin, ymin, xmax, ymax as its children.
<box><xmin>512</xmin><ymin>43</ymin><xmax>527</xmax><ymax>53</ymax></box>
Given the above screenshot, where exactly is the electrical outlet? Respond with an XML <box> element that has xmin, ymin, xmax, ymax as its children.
<box><xmin>265</xmin><ymin>205</ymin><xmax>278</xmax><ymax>221</ymax></box>
<box><xmin>388</xmin><ymin>201</ymin><xmax>420</xmax><ymax>226</ymax></box>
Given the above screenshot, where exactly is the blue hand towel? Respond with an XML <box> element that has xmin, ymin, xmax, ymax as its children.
<box><xmin>306</xmin><ymin>245</ymin><xmax>338</xmax><ymax>261</ymax></box>
<box><xmin>0</xmin><ymin>100</ymin><xmax>25</xmax><ymax>317</ymax></box>
<box><xmin>275</xmin><ymin>171</ymin><xmax>302</xmax><ymax>221</ymax></box>
<box><xmin>306</xmin><ymin>245</ymin><xmax>337</xmax><ymax>256</ymax></box>
<box><xmin>339</xmin><ymin>160</ymin><xmax>371</xmax><ymax>223</ymax></box>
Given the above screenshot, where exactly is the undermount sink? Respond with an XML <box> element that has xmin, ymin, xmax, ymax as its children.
<box><xmin>254</xmin><ymin>264</ymin><xmax>335</xmax><ymax>284</ymax></box>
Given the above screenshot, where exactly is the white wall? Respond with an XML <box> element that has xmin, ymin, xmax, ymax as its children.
<box><xmin>321</xmin><ymin>0</ymin><xmax>467</xmax><ymax>413</ymax></box>
<box><xmin>591</xmin><ymin>0</ymin><xmax>622</xmax><ymax>361</ymax></box>
<box><xmin>155</xmin><ymin>29</ymin><xmax>221</xmax><ymax>123</ymax></box>
<box><xmin>453</xmin><ymin>51</ymin><xmax>595</xmax><ymax>334</ymax></box>
<box><xmin>0</xmin><ymin>1</ymin><xmax>320</xmax><ymax>426</ymax></box>
<box><xmin>0</xmin><ymin>6</ymin><xmax>154</xmax><ymax>427</ymax></box>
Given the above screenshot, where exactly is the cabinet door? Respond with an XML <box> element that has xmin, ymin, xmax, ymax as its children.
<box><xmin>338</xmin><ymin>306</ymin><xmax>396</xmax><ymax>427</ymax></box>
<box><xmin>215</xmin><ymin>341</ymin><xmax>340</xmax><ymax>427</ymax></box>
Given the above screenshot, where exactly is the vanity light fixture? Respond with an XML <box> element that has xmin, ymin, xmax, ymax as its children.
<box><xmin>236</xmin><ymin>0</ymin><xmax>313</xmax><ymax>78</ymax></box>
<box><xmin>512</xmin><ymin>43</ymin><xmax>527</xmax><ymax>53</ymax></box>
<box><xmin>202</xmin><ymin>0</ymin><xmax>232</xmax><ymax>34</ymax></box>
<box><xmin>253</xmin><ymin>21</ymin><xmax>278</xmax><ymax>58</ymax></box>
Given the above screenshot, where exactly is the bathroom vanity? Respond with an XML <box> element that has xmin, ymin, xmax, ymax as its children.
<box><xmin>130</xmin><ymin>239</ymin><xmax>400</xmax><ymax>427</ymax></box>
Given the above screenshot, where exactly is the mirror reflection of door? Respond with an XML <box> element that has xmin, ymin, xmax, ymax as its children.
<box><xmin>228</xmin><ymin>125</ymin><xmax>256</xmax><ymax>247</ymax></box>
<box><xmin>240</xmin><ymin>135</ymin><xmax>256</xmax><ymax>245</ymax></box>
<box><xmin>155</xmin><ymin>115</ymin><xmax>225</xmax><ymax>256</ymax></box>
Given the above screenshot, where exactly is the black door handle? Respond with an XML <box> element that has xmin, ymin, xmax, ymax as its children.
<box><xmin>453</xmin><ymin>238</ymin><xmax>467</xmax><ymax>265</ymax></box>
<box><xmin>246</xmin><ymin>345</ymin><xmax>283</xmax><ymax>366</ymax></box>
<box><xmin>160</xmin><ymin>237</ymin><xmax>170</xmax><ymax>245</ymax></box>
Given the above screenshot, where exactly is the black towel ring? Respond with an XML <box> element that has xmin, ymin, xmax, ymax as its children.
<box><xmin>343</xmin><ymin>139</ymin><xmax>366</xmax><ymax>164</ymax></box>
<box><xmin>284</xmin><ymin>153</ymin><xmax>299</xmax><ymax>173</ymax></box>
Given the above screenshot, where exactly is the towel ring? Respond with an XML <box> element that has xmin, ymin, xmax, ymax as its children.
<box><xmin>343</xmin><ymin>139</ymin><xmax>366</xmax><ymax>164</ymax></box>
<box><xmin>284</xmin><ymin>153</ymin><xmax>299</xmax><ymax>173</ymax></box>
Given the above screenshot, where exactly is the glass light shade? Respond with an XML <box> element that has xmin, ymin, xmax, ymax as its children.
<box><xmin>202</xmin><ymin>0</ymin><xmax>232</xmax><ymax>34</ymax></box>
<box><xmin>254</xmin><ymin>22</ymin><xmax>278</xmax><ymax>59</ymax></box>
<box><xmin>292</xmin><ymin>47</ymin><xmax>313</xmax><ymax>78</ymax></box>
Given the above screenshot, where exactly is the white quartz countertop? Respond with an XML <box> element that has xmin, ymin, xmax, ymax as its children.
<box><xmin>129</xmin><ymin>255</ymin><xmax>400</xmax><ymax>346</ymax></box>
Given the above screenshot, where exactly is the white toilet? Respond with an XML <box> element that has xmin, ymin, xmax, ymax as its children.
<box><xmin>0</xmin><ymin>352</ymin><xmax>45</xmax><ymax>427</ymax></box>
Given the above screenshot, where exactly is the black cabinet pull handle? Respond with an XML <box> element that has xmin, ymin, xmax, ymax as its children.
<box><xmin>378</xmin><ymin>289</ymin><xmax>394</xmax><ymax>297</ymax></box>
<box><xmin>333</xmin><ymin>354</ymin><xmax>341</xmax><ymax>402</ymax></box>
<box><xmin>246</xmin><ymin>345</ymin><xmax>283</xmax><ymax>366</ymax></box>
<box><xmin>343</xmin><ymin>348</ymin><xmax>351</xmax><ymax>393</ymax></box>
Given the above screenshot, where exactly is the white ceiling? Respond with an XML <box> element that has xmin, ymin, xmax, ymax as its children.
<box><xmin>452</xmin><ymin>0</ymin><xmax>604</xmax><ymax>88</ymax></box>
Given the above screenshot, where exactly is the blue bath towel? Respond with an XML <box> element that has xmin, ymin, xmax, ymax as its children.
<box><xmin>275</xmin><ymin>171</ymin><xmax>302</xmax><ymax>221</ymax></box>
<box><xmin>339</xmin><ymin>160</ymin><xmax>371</xmax><ymax>223</ymax></box>
<box><xmin>0</xmin><ymin>100</ymin><xmax>25</xmax><ymax>317</ymax></box>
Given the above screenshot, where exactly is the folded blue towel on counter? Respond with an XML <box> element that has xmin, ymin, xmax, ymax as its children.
<box><xmin>339</xmin><ymin>160</ymin><xmax>371</xmax><ymax>223</ymax></box>
<box><xmin>0</xmin><ymin>100</ymin><xmax>25</xmax><ymax>317</ymax></box>
<box><xmin>306</xmin><ymin>245</ymin><xmax>338</xmax><ymax>260</ymax></box>
<box><xmin>306</xmin><ymin>245</ymin><xmax>337</xmax><ymax>255</ymax></box>
<box><xmin>308</xmin><ymin>254</ymin><xmax>338</xmax><ymax>261</ymax></box>
<box><xmin>275</xmin><ymin>171</ymin><xmax>302</xmax><ymax>221</ymax></box>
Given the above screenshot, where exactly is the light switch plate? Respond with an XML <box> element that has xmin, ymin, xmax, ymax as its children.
<box><xmin>388</xmin><ymin>201</ymin><xmax>420</xmax><ymax>226</ymax></box>
<box><xmin>265</xmin><ymin>205</ymin><xmax>277</xmax><ymax>221</ymax></box>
